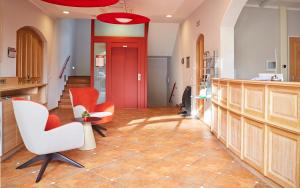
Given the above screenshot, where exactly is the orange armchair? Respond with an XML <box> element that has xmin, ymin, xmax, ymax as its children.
<box><xmin>69</xmin><ymin>87</ymin><xmax>114</xmax><ymax>137</ymax></box>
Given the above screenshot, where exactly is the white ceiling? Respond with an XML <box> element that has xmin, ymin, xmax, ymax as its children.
<box><xmin>247</xmin><ymin>0</ymin><xmax>300</xmax><ymax>9</ymax></box>
<box><xmin>30</xmin><ymin>0</ymin><xmax>205</xmax><ymax>23</ymax></box>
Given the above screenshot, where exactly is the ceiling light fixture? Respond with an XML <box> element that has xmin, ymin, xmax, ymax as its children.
<box><xmin>63</xmin><ymin>11</ymin><xmax>70</xmax><ymax>14</ymax></box>
<box><xmin>97</xmin><ymin>12</ymin><xmax>150</xmax><ymax>24</ymax></box>
<box><xmin>41</xmin><ymin>0</ymin><xmax>119</xmax><ymax>7</ymax></box>
<box><xmin>115</xmin><ymin>18</ymin><xmax>133</xmax><ymax>23</ymax></box>
<box><xmin>96</xmin><ymin>0</ymin><xmax>150</xmax><ymax>24</ymax></box>
<box><xmin>166</xmin><ymin>15</ymin><xmax>173</xmax><ymax>18</ymax></box>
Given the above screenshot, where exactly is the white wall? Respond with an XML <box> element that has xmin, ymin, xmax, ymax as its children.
<box><xmin>288</xmin><ymin>10</ymin><xmax>300</xmax><ymax>37</ymax></box>
<box><xmin>148</xmin><ymin>23</ymin><xmax>179</xmax><ymax>56</ymax></box>
<box><xmin>73</xmin><ymin>19</ymin><xmax>91</xmax><ymax>76</ymax></box>
<box><xmin>169</xmin><ymin>0</ymin><xmax>230</xmax><ymax>105</ymax></box>
<box><xmin>235</xmin><ymin>7</ymin><xmax>300</xmax><ymax>80</ymax></box>
<box><xmin>47</xmin><ymin>19</ymin><xmax>76</xmax><ymax>109</ymax></box>
<box><xmin>0</xmin><ymin>0</ymin><xmax>76</xmax><ymax>109</ymax></box>
<box><xmin>235</xmin><ymin>7</ymin><xmax>280</xmax><ymax>79</ymax></box>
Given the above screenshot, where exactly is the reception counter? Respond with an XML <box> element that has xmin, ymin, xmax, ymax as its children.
<box><xmin>0</xmin><ymin>77</ymin><xmax>47</xmax><ymax>160</ymax></box>
<box><xmin>211</xmin><ymin>78</ymin><xmax>300</xmax><ymax>188</ymax></box>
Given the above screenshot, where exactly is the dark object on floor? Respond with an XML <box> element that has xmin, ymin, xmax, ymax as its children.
<box><xmin>179</xmin><ymin>86</ymin><xmax>191</xmax><ymax>116</ymax></box>
<box><xmin>92</xmin><ymin>125</ymin><xmax>107</xmax><ymax>137</ymax></box>
<box><xmin>17</xmin><ymin>153</ymin><xmax>84</xmax><ymax>183</ymax></box>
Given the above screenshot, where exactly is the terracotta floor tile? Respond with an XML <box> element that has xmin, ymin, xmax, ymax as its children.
<box><xmin>2</xmin><ymin>108</ymin><xmax>273</xmax><ymax>187</ymax></box>
<box><xmin>54</xmin><ymin>171</ymin><xmax>112</xmax><ymax>188</ymax></box>
<box><xmin>90</xmin><ymin>160</ymin><xmax>136</xmax><ymax>180</ymax></box>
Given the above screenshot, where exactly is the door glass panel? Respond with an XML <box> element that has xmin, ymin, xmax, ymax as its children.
<box><xmin>94</xmin><ymin>21</ymin><xmax>144</xmax><ymax>37</ymax></box>
<box><xmin>94</xmin><ymin>43</ymin><xmax>106</xmax><ymax>103</ymax></box>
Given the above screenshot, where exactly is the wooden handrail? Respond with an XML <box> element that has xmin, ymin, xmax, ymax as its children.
<box><xmin>59</xmin><ymin>56</ymin><xmax>71</xmax><ymax>79</ymax></box>
<box><xmin>169</xmin><ymin>82</ymin><xmax>176</xmax><ymax>103</ymax></box>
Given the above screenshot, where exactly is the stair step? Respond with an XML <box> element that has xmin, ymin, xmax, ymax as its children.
<box><xmin>60</xmin><ymin>98</ymin><xmax>70</xmax><ymax>103</ymax></box>
<box><xmin>59</xmin><ymin>100</ymin><xmax>71</xmax><ymax>105</ymax></box>
<box><xmin>58</xmin><ymin>104</ymin><xmax>72</xmax><ymax>109</ymax></box>
<box><xmin>66</xmin><ymin>83</ymin><xmax>90</xmax><ymax>89</ymax></box>
<box><xmin>58</xmin><ymin>76</ymin><xmax>90</xmax><ymax>110</ymax></box>
<box><xmin>68</xmin><ymin>76</ymin><xmax>90</xmax><ymax>84</ymax></box>
<box><xmin>61</xmin><ymin>94</ymin><xmax>70</xmax><ymax>99</ymax></box>
<box><xmin>68</xmin><ymin>80</ymin><xmax>90</xmax><ymax>84</ymax></box>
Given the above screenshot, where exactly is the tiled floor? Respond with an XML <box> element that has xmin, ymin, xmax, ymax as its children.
<box><xmin>1</xmin><ymin>108</ymin><xmax>271</xmax><ymax>188</ymax></box>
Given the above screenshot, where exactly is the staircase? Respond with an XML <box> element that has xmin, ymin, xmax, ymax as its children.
<box><xmin>58</xmin><ymin>76</ymin><xmax>90</xmax><ymax>109</ymax></box>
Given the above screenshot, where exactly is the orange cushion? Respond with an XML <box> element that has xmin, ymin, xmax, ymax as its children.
<box><xmin>92</xmin><ymin>115</ymin><xmax>113</xmax><ymax>125</ymax></box>
<box><xmin>94</xmin><ymin>102</ymin><xmax>115</xmax><ymax>114</ymax></box>
<box><xmin>69</xmin><ymin>87</ymin><xmax>99</xmax><ymax>112</ymax></box>
<box><xmin>45</xmin><ymin>114</ymin><xmax>62</xmax><ymax>131</ymax></box>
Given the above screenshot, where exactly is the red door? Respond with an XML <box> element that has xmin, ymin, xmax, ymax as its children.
<box><xmin>111</xmin><ymin>46</ymin><xmax>138</xmax><ymax>108</ymax></box>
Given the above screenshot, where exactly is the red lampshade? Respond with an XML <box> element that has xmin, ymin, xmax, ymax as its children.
<box><xmin>41</xmin><ymin>0</ymin><xmax>119</xmax><ymax>7</ymax></box>
<box><xmin>97</xmin><ymin>12</ymin><xmax>150</xmax><ymax>24</ymax></box>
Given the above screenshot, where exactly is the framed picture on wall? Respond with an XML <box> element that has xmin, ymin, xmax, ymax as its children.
<box><xmin>8</xmin><ymin>47</ymin><xmax>16</xmax><ymax>58</ymax></box>
<box><xmin>186</xmin><ymin>56</ymin><xmax>190</xmax><ymax>68</ymax></box>
<box><xmin>266</xmin><ymin>60</ymin><xmax>276</xmax><ymax>72</ymax></box>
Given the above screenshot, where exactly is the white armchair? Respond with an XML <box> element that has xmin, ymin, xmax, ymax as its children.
<box><xmin>12</xmin><ymin>98</ymin><xmax>84</xmax><ymax>183</ymax></box>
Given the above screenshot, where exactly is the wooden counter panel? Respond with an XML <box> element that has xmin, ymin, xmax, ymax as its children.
<box><xmin>267</xmin><ymin>86</ymin><xmax>300</xmax><ymax>130</ymax></box>
<box><xmin>219</xmin><ymin>82</ymin><xmax>227</xmax><ymax>107</ymax></box>
<box><xmin>228</xmin><ymin>112</ymin><xmax>241</xmax><ymax>156</ymax></box>
<box><xmin>212</xmin><ymin>82</ymin><xmax>219</xmax><ymax>102</ymax></box>
<box><xmin>243</xmin><ymin>118</ymin><xmax>264</xmax><ymax>172</ymax></box>
<box><xmin>219</xmin><ymin>107</ymin><xmax>227</xmax><ymax>144</ymax></box>
<box><xmin>2</xmin><ymin>100</ymin><xmax>18</xmax><ymax>154</ymax></box>
<box><xmin>267</xmin><ymin>127</ymin><xmax>299</xmax><ymax>188</ymax></box>
<box><xmin>244</xmin><ymin>84</ymin><xmax>265</xmax><ymax>120</ymax></box>
<box><xmin>210</xmin><ymin>78</ymin><xmax>300</xmax><ymax>187</ymax></box>
<box><xmin>211</xmin><ymin>104</ymin><xmax>218</xmax><ymax>135</ymax></box>
<box><xmin>0</xmin><ymin>83</ymin><xmax>46</xmax><ymax>93</ymax></box>
<box><xmin>228</xmin><ymin>83</ymin><xmax>242</xmax><ymax>113</ymax></box>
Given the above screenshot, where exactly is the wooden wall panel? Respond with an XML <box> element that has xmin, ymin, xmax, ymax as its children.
<box><xmin>243</xmin><ymin>118</ymin><xmax>264</xmax><ymax>172</ymax></box>
<box><xmin>228</xmin><ymin>83</ymin><xmax>242</xmax><ymax>113</ymax></box>
<box><xmin>212</xmin><ymin>103</ymin><xmax>219</xmax><ymax>135</ymax></box>
<box><xmin>228</xmin><ymin>112</ymin><xmax>242</xmax><ymax>156</ymax></box>
<box><xmin>267</xmin><ymin>127</ymin><xmax>300</xmax><ymax>188</ymax></box>
<box><xmin>267</xmin><ymin>86</ymin><xmax>300</xmax><ymax>130</ymax></box>
<box><xmin>219</xmin><ymin>107</ymin><xmax>227</xmax><ymax>144</ymax></box>
<box><xmin>16</xmin><ymin>27</ymin><xmax>43</xmax><ymax>82</ymax></box>
<box><xmin>244</xmin><ymin>84</ymin><xmax>265</xmax><ymax>120</ymax></box>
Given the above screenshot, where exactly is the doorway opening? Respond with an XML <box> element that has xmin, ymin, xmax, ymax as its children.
<box><xmin>289</xmin><ymin>37</ymin><xmax>300</xmax><ymax>82</ymax></box>
<box><xmin>147</xmin><ymin>56</ymin><xmax>169</xmax><ymax>107</ymax></box>
<box><xmin>196</xmin><ymin>34</ymin><xmax>205</xmax><ymax>118</ymax></box>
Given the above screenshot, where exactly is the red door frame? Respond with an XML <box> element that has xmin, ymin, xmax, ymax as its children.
<box><xmin>90</xmin><ymin>20</ymin><xmax>148</xmax><ymax>108</ymax></box>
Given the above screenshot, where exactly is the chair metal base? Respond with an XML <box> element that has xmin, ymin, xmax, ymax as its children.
<box><xmin>16</xmin><ymin>152</ymin><xmax>84</xmax><ymax>183</ymax></box>
<box><xmin>92</xmin><ymin>125</ymin><xmax>107</xmax><ymax>137</ymax></box>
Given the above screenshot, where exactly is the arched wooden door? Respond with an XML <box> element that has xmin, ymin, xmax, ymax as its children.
<box><xmin>196</xmin><ymin>34</ymin><xmax>204</xmax><ymax>118</ymax></box>
<box><xmin>16</xmin><ymin>27</ymin><xmax>43</xmax><ymax>82</ymax></box>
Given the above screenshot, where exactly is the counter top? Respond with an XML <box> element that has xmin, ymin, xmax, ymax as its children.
<box><xmin>212</xmin><ymin>78</ymin><xmax>300</xmax><ymax>87</ymax></box>
<box><xmin>0</xmin><ymin>83</ymin><xmax>47</xmax><ymax>92</ymax></box>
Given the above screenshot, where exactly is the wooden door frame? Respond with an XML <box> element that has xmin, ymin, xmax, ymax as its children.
<box><xmin>90</xmin><ymin>20</ymin><xmax>148</xmax><ymax>108</ymax></box>
<box><xmin>289</xmin><ymin>36</ymin><xmax>300</xmax><ymax>82</ymax></box>
<box><xmin>196</xmin><ymin>34</ymin><xmax>204</xmax><ymax>118</ymax></box>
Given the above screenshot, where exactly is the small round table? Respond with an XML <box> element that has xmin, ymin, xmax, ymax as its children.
<box><xmin>74</xmin><ymin>117</ymin><xmax>101</xmax><ymax>150</ymax></box>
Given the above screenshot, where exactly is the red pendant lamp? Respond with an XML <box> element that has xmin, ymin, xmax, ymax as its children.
<box><xmin>41</xmin><ymin>0</ymin><xmax>119</xmax><ymax>7</ymax></box>
<box><xmin>97</xmin><ymin>12</ymin><xmax>150</xmax><ymax>24</ymax></box>
<box><xmin>97</xmin><ymin>0</ymin><xmax>150</xmax><ymax>24</ymax></box>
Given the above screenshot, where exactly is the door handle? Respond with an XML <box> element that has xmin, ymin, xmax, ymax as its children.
<box><xmin>138</xmin><ymin>73</ymin><xmax>142</xmax><ymax>81</ymax></box>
